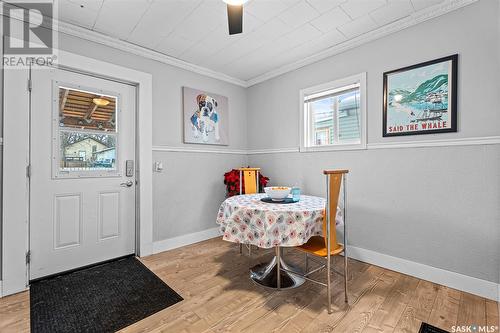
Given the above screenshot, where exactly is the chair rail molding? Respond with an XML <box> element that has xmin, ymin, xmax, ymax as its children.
<box><xmin>152</xmin><ymin>145</ymin><xmax>247</xmax><ymax>155</ymax></box>
<box><xmin>246</xmin><ymin>147</ymin><xmax>301</xmax><ymax>155</ymax></box>
<box><xmin>366</xmin><ymin>135</ymin><xmax>500</xmax><ymax>150</ymax></box>
<box><xmin>244</xmin><ymin>136</ymin><xmax>500</xmax><ymax>154</ymax></box>
<box><xmin>153</xmin><ymin>136</ymin><xmax>500</xmax><ymax>155</ymax></box>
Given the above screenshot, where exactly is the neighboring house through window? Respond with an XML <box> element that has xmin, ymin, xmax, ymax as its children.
<box><xmin>300</xmin><ymin>73</ymin><xmax>367</xmax><ymax>152</ymax></box>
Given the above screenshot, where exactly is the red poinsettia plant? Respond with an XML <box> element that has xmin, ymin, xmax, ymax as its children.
<box><xmin>224</xmin><ymin>168</ymin><xmax>269</xmax><ymax>197</ymax></box>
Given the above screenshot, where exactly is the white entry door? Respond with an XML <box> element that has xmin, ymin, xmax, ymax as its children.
<box><xmin>29</xmin><ymin>67</ymin><xmax>136</xmax><ymax>280</ymax></box>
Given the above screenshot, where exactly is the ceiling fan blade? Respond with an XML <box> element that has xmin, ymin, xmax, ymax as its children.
<box><xmin>227</xmin><ymin>4</ymin><xmax>243</xmax><ymax>35</ymax></box>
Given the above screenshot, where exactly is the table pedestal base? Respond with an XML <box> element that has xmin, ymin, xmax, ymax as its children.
<box><xmin>250</xmin><ymin>255</ymin><xmax>305</xmax><ymax>289</ymax></box>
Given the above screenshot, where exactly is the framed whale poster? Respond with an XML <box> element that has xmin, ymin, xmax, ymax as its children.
<box><xmin>183</xmin><ymin>87</ymin><xmax>229</xmax><ymax>145</ymax></box>
<box><xmin>383</xmin><ymin>54</ymin><xmax>457</xmax><ymax>137</ymax></box>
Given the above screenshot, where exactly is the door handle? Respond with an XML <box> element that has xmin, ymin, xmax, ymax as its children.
<box><xmin>120</xmin><ymin>180</ymin><xmax>134</xmax><ymax>188</ymax></box>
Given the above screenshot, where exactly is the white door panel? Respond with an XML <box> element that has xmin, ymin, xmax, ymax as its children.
<box><xmin>54</xmin><ymin>193</ymin><xmax>82</xmax><ymax>249</ymax></box>
<box><xmin>98</xmin><ymin>191</ymin><xmax>121</xmax><ymax>240</ymax></box>
<box><xmin>29</xmin><ymin>68</ymin><xmax>136</xmax><ymax>280</ymax></box>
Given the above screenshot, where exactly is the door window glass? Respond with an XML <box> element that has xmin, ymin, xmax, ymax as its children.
<box><xmin>55</xmin><ymin>85</ymin><xmax>119</xmax><ymax>176</ymax></box>
<box><xmin>59</xmin><ymin>87</ymin><xmax>116</xmax><ymax>131</ymax></box>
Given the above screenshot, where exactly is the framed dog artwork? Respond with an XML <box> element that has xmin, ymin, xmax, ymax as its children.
<box><xmin>183</xmin><ymin>87</ymin><xmax>229</xmax><ymax>145</ymax></box>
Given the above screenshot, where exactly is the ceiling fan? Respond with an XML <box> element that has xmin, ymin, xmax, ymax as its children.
<box><xmin>223</xmin><ymin>0</ymin><xmax>248</xmax><ymax>35</ymax></box>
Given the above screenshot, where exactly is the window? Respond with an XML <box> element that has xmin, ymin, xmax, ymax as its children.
<box><xmin>53</xmin><ymin>83</ymin><xmax>120</xmax><ymax>178</ymax></box>
<box><xmin>300</xmin><ymin>73</ymin><xmax>366</xmax><ymax>151</ymax></box>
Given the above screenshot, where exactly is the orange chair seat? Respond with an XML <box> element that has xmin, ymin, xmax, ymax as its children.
<box><xmin>296</xmin><ymin>236</ymin><xmax>344</xmax><ymax>257</ymax></box>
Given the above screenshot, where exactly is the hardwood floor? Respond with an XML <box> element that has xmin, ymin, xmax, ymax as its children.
<box><xmin>0</xmin><ymin>237</ymin><xmax>498</xmax><ymax>332</ymax></box>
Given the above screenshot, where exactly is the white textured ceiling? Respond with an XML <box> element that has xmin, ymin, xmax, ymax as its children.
<box><xmin>58</xmin><ymin>0</ymin><xmax>448</xmax><ymax>81</ymax></box>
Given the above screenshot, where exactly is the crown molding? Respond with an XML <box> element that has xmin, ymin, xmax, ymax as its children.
<box><xmin>5</xmin><ymin>0</ymin><xmax>477</xmax><ymax>88</ymax></box>
<box><xmin>245</xmin><ymin>0</ymin><xmax>479</xmax><ymax>86</ymax></box>
<box><xmin>55</xmin><ymin>21</ymin><xmax>248</xmax><ymax>87</ymax></box>
<box><xmin>1</xmin><ymin>3</ymin><xmax>246</xmax><ymax>86</ymax></box>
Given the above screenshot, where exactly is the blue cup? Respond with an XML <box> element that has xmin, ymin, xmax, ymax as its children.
<box><xmin>291</xmin><ymin>187</ymin><xmax>301</xmax><ymax>202</ymax></box>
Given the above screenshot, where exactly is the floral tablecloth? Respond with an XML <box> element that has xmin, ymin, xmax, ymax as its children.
<box><xmin>216</xmin><ymin>193</ymin><xmax>343</xmax><ymax>248</ymax></box>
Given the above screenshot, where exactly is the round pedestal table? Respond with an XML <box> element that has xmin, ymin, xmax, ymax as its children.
<box><xmin>216</xmin><ymin>193</ymin><xmax>328</xmax><ymax>289</ymax></box>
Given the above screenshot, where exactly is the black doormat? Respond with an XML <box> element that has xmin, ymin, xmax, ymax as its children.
<box><xmin>30</xmin><ymin>256</ymin><xmax>183</xmax><ymax>333</ymax></box>
<box><xmin>420</xmin><ymin>322</ymin><xmax>449</xmax><ymax>333</ymax></box>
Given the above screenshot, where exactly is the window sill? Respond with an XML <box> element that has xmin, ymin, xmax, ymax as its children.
<box><xmin>299</xmin><ymin>144</ymin><xmax>367</xmax><ymax>153</ymax></box>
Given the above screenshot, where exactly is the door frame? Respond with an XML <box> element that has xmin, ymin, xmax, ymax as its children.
<box><xmin>2</xmin><ymin>50</ymin><xmax>153</xmax><ymax>296</ymax></box>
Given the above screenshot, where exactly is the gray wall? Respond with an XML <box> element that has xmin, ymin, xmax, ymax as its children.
<box><xmin>247</xmin><ymin>0</ymin><xmax>500</xmax><ymax>283</ymax></box>
<box><xmin>57</xmin><ymin>33</ymin><xmax>248</xmax><ymax>242</ymax></box>
<box><xmin>152</xmin><ymin>152</ymin><xmax>245</xmax><ymax>240</ymax></box>
<box><xmin>0</xmin><ymin>25</ymin><xmax>3</xmax><ymax>279</ymax></box>
<box><xmin>1</xmin><ymin>0</ymin><xmax>498</xmax><ymax>286</ymax></box>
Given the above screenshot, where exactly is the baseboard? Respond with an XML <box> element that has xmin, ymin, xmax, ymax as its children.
<box><xmin>151</xmin><ymin>230</ymin><xmax>498</xmax><ymax>301</ymax></box>
<box><xmin>346</xmin><ymin>245</ymin><xmax>499</xmax><ymax>302</ymax></box>
<box><xmin>152</xmin><ymin>227</ymin><xmax>221</xmax><ymax>254</ymax></box>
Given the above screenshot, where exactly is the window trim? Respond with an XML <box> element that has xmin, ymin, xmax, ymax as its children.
<box><xmin>299</xmin><ymin>72</ymin><xmax>367</xmax><ymax>152</ymax></box>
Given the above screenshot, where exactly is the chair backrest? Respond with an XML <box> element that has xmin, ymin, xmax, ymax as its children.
<box><xmin>238</xmin><ymin>168</ymin><xmax>260</xmax><ymax>194</ymax></box>
<box><xmin>323</xmin><ymin>169</ymin><xmax>348</xmax><ymax>252</ymax></box>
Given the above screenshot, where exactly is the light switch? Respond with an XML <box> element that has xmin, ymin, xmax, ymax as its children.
<box><xmin>154</xmin><ymin>161</ymin><xmax>163</xmax><ymax>172</ymax></box>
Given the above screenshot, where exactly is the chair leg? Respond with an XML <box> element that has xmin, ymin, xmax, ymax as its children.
<box><xmin>304</xmin><ymin>253</ymin><xmax>309</xmax><ymax>274</ymax></box>
<box><xmin>276</xmin><ymin>246</ymin><xmax>281</xmax><ymax>291</ymax></box>
<box><xmin>239</xmin><ymin>243</ymin><xmax>242</xmax><ymax>254</ymax></box>
<box><xmin>327</xmin><ymin>253</ymin><xmax>332</xmax><ymax>314</ymax></box>
<box><xmin>344</xmin><ymin>251</ymin><xmax>348</xmax><ymax>303</ymax></box>
<box><xmin>248</xmin><ymin>244</ymin><xmax>252</xmax><ymax>256</ymax></box>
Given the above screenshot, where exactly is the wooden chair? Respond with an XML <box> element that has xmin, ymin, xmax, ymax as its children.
<box><xmin>238</xmin><ymin>167</ymin><xmax>260</xmax><ymax>256</ymax></box>
<box><xmin>281</xmin><ymin>169</ymin><xmax>348</xmax><ymax>314</ymax></box>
